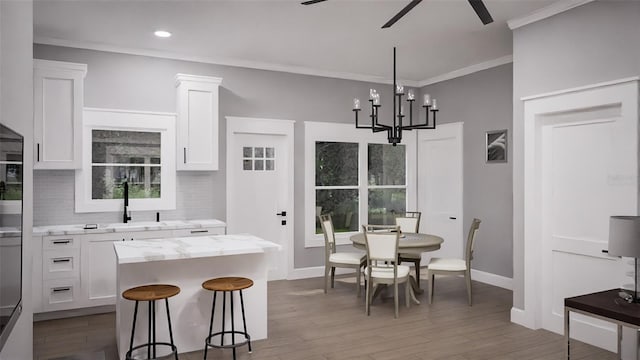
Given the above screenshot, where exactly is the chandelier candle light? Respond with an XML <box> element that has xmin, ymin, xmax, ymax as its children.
<box><xmin>352</xmin><ymin>47</ymin><xmax>439</xmax><ymax>146</ymax></box>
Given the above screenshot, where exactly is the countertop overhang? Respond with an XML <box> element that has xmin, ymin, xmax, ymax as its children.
<box><xmin>113</xmin><ymin>234</ymin><xmax>281</xmax><ymax>264</ymax></box>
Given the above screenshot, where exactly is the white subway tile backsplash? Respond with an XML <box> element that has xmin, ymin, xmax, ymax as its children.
<box><xmin>34</xmin><ymin>171</ymin><xmax>222</xmax><ymax>226</ymax></box>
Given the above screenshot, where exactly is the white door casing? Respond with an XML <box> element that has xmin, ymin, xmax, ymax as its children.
<box><xmin>520</xmin><ymin>78</ymin><xmax>638</xmax><ymax>353</ymax></box>
<box><xmin>226</xmin><ymin>117</ymin><xmax>294</xmax><ymax>281</ymax></box>
<box><xmin>417</xmin><ymin>122</ymin><xmax>464</xmax><ymax>264</ymax></box>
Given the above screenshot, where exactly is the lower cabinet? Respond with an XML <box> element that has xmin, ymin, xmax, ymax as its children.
<box><xmin>34</xmin><ymin>224</ymin><xmax>226</xmax><ymax>314</ymax></box>
<box><xmin>81</xmin><ymin>231</ymin><xmax>167</xmax><ymax>308</ymax></box>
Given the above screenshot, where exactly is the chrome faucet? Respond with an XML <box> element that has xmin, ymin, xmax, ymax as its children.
<box><xmin>123</xmin><ymin>181</ymin><xmax>131</xmax><ymax>223</ymax></box>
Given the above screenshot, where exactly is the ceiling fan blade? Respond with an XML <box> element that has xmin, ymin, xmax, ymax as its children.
<box><xmin>381</xmin><ymin>0</ymin><xmax>422</xmax><ymax>29</ymax></box>
<box><xmin>468</xmin><ymin>0</ymin><xmax>494</xmax><ymax>25</ymax></box>
<box><xmin>301</xmin><ymin>0</ymin><xmax>328</xmax><ymax>5</ymax></box>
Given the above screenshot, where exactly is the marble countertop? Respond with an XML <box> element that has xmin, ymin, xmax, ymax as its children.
<box><xmin>33</xmin><ymin>219</ymin><xmax>226</xmax><ymax>236</ymax></box>
<box><xmin>113</xmin><ymin>234</ymin><xmax>281</xmax><ymax>264</ymax></box>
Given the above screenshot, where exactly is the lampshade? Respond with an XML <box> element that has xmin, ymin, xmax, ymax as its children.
<box><xmin>609</xmin><ymin>216</ymin><xmax>640</xmax><ymax>258</ymax></box>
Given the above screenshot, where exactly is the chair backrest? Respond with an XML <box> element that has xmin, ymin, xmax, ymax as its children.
<box><xmin>319</xmin><ymin>214</ymin><xmax>336</xmax><ymax>260</ymax></box>
<box><xmin>395</xmin><ymin>211</ymin><xmax>421</xmax><ymax>233</ymax></box>
<box><xmin>465</xmin><ymin>218</ymin><xmax>482</xmax><ymax>266</ymax></box>
<box><xmin>362</xmin><ymin>225</ymin><xmax>400</xmax><ymax>263</ymax></box>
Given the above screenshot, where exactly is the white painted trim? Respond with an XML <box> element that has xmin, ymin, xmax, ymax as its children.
<box><xmin>510</xmin><ymin>307</ymin><xmax>536</xmax><ymax>328</ymax></box>
<box><xmin>507</xmin><ymin>0</ymin><xmax>594</xmax><ymax>30</ymax></box>
<box><xmin>75</xmin><ymin>108</ymin><xmax>177</xmax><ymax>213</ymax></box>
<box><xmin>304</xmin><ymin>121</ymin><xmax>417</xmax><ymax>249</ymax></box>
<box><xmin>84</xmin><ymin>107</ymin><xmax>176</xmax><ymax>117</ymax></box>
<box><xmin>174</xmin><ymin>73</ymin><xmax>222</xmax><ymax>87</ymax></box>
<box><xmin>521</xmin><ymin>76</ymin><xmax>640</xmax><ymax>101</ymax></box>
<box><xmin>287</xmin><ymin>266</ymin><xmax>355</xmax><ymax>281</ymax></box>
<box><xmin>520</xmin><ymin>79</ymin><xmax>639</xmax><ymax>333</ymax></box>
<box><xmin>418</xmin><ymin>55</ymin><xmax>513</xmax><ymax>87</ymax></box>
<box><xmin>33</xmin><ymin>58</ymin><xmax>87</xmax><ymax>78</ymax></box>
<box><xmin>226</xmin><ymin>116</ymin><xmax>296</xmax><ymax>281</ymax></box>
<box><xmin>471</xmin><ymin>269</ymin><xmax>512</xmax><ymax>290</ymax></box>
<box><xmin>34</xmin><ymin>36</ymin><xmax>419</xmax><ymax>87</ymax></box>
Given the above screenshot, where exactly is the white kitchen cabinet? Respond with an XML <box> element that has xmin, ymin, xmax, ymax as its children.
<box><xmin>33</xmin><ymin>59</ymin><xmax>87</xmax><ymax>170</ymax></box>
<box><xmin>33</xmin><ymin>220</ymin><xmax>227</xmax><ymax>314</ymax></box>
<box><xmin>37</xmin><ymin>235</ymin><xmax>82</xmax><ymax>312</ymax></box>
<box><xmin>80</xmin><ymin>230</ymin><xmax>167</xmax><ymax>307</ymax></box>
<box><xmin>175</xmin><ymin>74</ymin><xmax>223</xmax><ymax>171</ymax></box>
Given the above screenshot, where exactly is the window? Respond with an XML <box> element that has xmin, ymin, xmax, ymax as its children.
<box><xmin>75</xmin><ymin>108</ymin><xmax>176</xmax><ymax>213</ymax></box>
<box><xmin>314</xmin><ymin>142</ymin><xmax>359</xmax><ymax>234</ymax></box>
<box><xmin>305</xmin><ymin>121</ymin><xmax>416</xmax><ymax>247</ymax></box>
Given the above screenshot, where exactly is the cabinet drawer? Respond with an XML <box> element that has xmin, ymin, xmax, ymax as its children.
<box><xmin>43</xmin><ymin>278</ymin><xmax>81</xmax><ymax>312</ymax></box>
<box><xmin>43</xmin><ymin>249</ymin><xmax>80</xmax><ymax>280</ymax></box>
<box><xmin>43</xmin><ymin>236</ymin><xmax>79</xmax><ymax>250</ymax></box>
<box><xmin>173</xmin><ymin>227</ymin><xmax>226</xmax><ymax>237</ymax></box>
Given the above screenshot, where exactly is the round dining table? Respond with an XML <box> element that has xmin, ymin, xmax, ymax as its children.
<box><xmin>350</xmin><ymin>232</ymin><xmax>444</xmax><ymax>254</ymax></box>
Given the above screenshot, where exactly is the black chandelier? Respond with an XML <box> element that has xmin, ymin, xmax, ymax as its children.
<box><xmin>352</xmin><ymin>47</ymin><xmax>439</xmax><ymax>146</ymax></box>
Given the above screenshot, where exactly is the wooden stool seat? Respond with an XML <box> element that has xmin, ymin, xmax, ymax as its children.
<box><xmin>202</xmin><ymin>277</ymin><xmax>253</xmax><ymax>292</ymax></box>
<box><xmin>123</xmin><ymin>284</ymin><xmax>180</xmax><ymax>302</ymax></box>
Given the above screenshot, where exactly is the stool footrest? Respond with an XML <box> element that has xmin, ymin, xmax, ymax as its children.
<box><xmin>125</xmin><ymin>342</ymin><xmax>177</xmax><ymax>360</ymax></box>
<box><xmin>205</xmin><ymin>331</ymin><xmax>251</xmax><ymax>350</ymax></box>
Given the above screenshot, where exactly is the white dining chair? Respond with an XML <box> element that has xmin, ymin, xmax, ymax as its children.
<box><xmin>319</xmin><ymin>214</ymin><xmax>366</xmax><ymax>296</ymax></box>
<box><xmin>363</xmin><ymin>224</ymin><xmax>411</xmax><ymax>318</ymax></box>
<box><xmin>427</xmin><ymin>218</ymin><xmax>481</xmax><ymax>306</ymax></box>
<box><xmin>396</xmin><ymin>211</ymin><xmax>422</xmax><ymax>286</ymax></box>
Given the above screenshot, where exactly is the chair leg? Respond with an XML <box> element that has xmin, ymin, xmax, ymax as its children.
<box><xmin>356</xmin><ymin>266</ymin><xmax>362</xmax><ymax>297</ymax></box>
<box><xmin>324</xmin><ymin>266</ymin><xmax>329</xmax><ymax>294</ymax></box>
<box><xmin>428</xmin><ymin>271</ymin><xmax>435</xmax><ymax>305</ymax></box>
<box><xmin>465</xmin><ymin>270</ymin><xmax>472</xmax><ymax>306</ymax></box>
<box><xmin>365</xmin><ymin>275</ymin><xmax>371</xmax><ymax>316</ymax></box>
<box><xmin>394</xmin><ymin>280</ymin><xmax>399</xmax><ymax>319</ymax></box>
<box><xmin>331</xmin><ymin>267</ymin><xmax>336</xmax><ymax>288</ymax></box>
<box><xmin>414</xmin><ymin>259</ymin><xmax>421</xmax><ymax>288</ymax></box>
<box><xmin>405</xmin><ymin>280</ymin><xmax>410</xmax><ymax>308</ymax></box>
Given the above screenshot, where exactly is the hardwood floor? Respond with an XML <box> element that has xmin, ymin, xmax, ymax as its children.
<box><xmin>34</xmin><ymin>274</ymin><xmax>616</xmax><ymax>360</ymax></box>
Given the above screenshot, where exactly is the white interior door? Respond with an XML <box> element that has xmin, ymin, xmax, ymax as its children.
<box><xmin>417</xmin><ymin>122</ymin><xmax>463</xmax><ymax>263</ymax></box>
<box><xmin>541</xmin><ymin>111</ymin><xmax>629</xmax><ymax>351</ymax></box>
<box><xmin>227</xmin><ymin>117</ymin><xmax>294</xmax><ymax>281</ymax></box>
<box><xmin>522</xmin><ymin>79</ymin><xmax>638</xmax><ymax>356</ymax></box>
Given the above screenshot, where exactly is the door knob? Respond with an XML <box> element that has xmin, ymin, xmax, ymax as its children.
<box><xmin>277</xmin><ymin>211</ymin><xmax>287</xmax><ymax>217</ymax></box>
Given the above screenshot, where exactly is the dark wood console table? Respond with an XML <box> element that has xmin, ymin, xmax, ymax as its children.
<box><xmin>565</xmin><ymin>289</ymin><xmax>640</xmax><ymax>359</ymax></box>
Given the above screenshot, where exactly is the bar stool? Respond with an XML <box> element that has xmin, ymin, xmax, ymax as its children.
<box><xmin>202</xmin><ymin>277</ymin><xmax>253</xmax><ymax>360</ymax></box>
<box><xmin>122</xmin><ymin>284</ymin><xmax>180</xmax><ymax>360</ymax></box>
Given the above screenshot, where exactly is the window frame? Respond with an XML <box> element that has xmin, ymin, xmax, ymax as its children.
<box><xmin>75</xmin><ymin>108</ymin><xmax>176</xmax><ymax>213</ymax></box>
<box><xmin>304</xmin><ymin>121</ymin><xmax>416</xmax><ymax>248</ymax></box>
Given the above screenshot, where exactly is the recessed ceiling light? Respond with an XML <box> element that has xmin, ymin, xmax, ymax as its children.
<box><xmin>154</xmin><ymin>30</ymin><xmax>172</xmax><ymax>38</ymax></box>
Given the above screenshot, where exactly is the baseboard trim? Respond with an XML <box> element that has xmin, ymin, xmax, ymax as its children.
<box><xmin>288</xmin><ymin>266</ymin><xmax>355</xmax><ymax>280</ymax></box>
<box><xmin>510</xmin><ymin>307</ymin><xmax>537</xmax><ymax>329</ymax></box>
<box><xmin>471</xmin><ymin>269</ymin><xmax>513</xmax><ymax>290</ymax></box>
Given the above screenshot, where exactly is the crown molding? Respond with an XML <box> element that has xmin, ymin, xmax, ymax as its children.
<box><xmin>507</xmin><ymin>0</ymin><xmax>594</xmax><ymax>30</ymax></box>
<box><xmin>34</xmin><ymin>36</ymin><xmax>421</xmax><ymax>87</ymax></box>
<box><xmin>417</xmin><ymin>55</ymin><xmax>513</xmax><ymax>87</ymax></box>
<box><xmin>33</xmin><ymin>58</ymin><xmax>88</xmax><ymax>78</ymax></box>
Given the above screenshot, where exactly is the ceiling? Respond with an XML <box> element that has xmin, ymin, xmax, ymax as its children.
<box><xmin>34</xmin><ymin>0</ymin><xmax>555</xmax><ymax>85</ymax></box>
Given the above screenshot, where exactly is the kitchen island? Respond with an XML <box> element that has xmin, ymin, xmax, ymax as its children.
<box><xmin>113</xmin><ymin>234</ymin><xmax>280</xmax><ymax>359</ymax></box>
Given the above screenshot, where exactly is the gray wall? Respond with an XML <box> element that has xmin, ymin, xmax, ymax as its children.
<box><xmin>0</xmin><ymin>1</ymin><xmax>34</xmax><ymax>359</ymax></box>
<box><xmin>33</xmin><ymin>44</ymin><xmax>406</xmax><ymax>268</ymax></box>
<box><xmin>512</xmin><ymin>1</ymin><xmax>640</xmax><ymax>308</ymax></box>
<box><xmin>421</xmin><ymin>64</ymin><xmax>513</xmax><ymax>278</ymax></box>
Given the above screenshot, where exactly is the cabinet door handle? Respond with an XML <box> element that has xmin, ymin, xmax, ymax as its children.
<box><xmin>37</xmin><ymin>143</ymin><xmax>40</xmax><ymax>162</ymax></box>
<box><xmin>52</xmin><ymin>240</ymin><xmax>71</xmax><ymax>245</ymax></box>
<box><xmin>184</xmin><ymin>147</ymin><xmax>187</xmax><ymax>163</ymax></box>
<box><xmin>52</xmin><ymin>287</ymin><xmax>71</xmax><ymax>293</ymax></box>
<box><xmin>449</xmin><ymin>217</ymin><xmax>457</xmax><ymax>220</ymax></box>
<box><xmin>191</xmin><ymin>229</ymin><xmax>209</xmax><ymax>234</ymax></box>
<box><xmin>52</xmin><ymin>258</ymin><xmax>71</xmax><ymax>263</ymax></box>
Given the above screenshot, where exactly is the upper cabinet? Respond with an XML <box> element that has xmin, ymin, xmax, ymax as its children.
<box><xmin>34</xmin><ymin>59</ymin><xmax>87</xmax><ymax>170</ymax></box>
<box><xmin>175</xmin><ymin>74</ymin><xmax>223</xmax><ymax>171</ymax></box>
